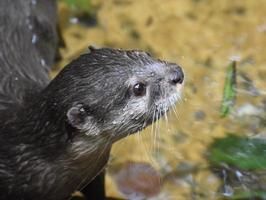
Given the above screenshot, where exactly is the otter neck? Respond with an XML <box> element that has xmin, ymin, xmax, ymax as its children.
<box><xmin>14</xmin><ymin>89</ymin><xmax>111</xmax><ymax>159</ymax></box>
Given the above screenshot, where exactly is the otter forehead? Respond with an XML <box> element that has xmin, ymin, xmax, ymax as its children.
<box><xmin>71</xmin><ymin>48</ymin><xmax>180</xmax><ymax>85</ymax></box>
<box><xmin>87</xmin><ymin>48</ymin><xmax>158</xmax><ymax>67</ymax></box>
<box><xmin>71</xmin><ymin>48</ymin><xmax>161</xmax><ymax>75</ymax></box>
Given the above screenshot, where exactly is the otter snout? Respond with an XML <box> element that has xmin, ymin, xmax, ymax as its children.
<box><xmin>169</xmin><ymin>65</ymin><xmax>184</xmax><ymax>85</ymax></box>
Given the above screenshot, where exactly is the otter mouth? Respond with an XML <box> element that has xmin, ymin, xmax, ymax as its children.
<box><xmin>156</xmin><ymin>91</ymin><xmax>181</xmax><ymax>115</ymax></box>
<box><xmin>140</xmin><ymin>90</ymin><xmax>182</xmax><ymax>132</ymax></box>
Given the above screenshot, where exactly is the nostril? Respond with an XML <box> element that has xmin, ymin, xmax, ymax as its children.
<box><xmin>170</xmin><ymin>67</ymin><xmax>184</xmax><ymax>85</ymax></box>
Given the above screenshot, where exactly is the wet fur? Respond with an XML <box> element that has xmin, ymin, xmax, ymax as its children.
<box><xmin>0</xmin><ymin>1</ymin><xmax>183</xmax><ymax>199</ymax></box>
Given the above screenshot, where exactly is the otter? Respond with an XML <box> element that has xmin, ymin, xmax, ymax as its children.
<box><xmin>0</xmin><ymin>0</ymin><xmax>184</xmax><ymax>200</ymax></box>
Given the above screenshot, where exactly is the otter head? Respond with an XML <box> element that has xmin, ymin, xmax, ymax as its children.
<box><xmin>60</xmin><ymin>47</ymin><xmax>184</xmax><ymax>143</ymax></box>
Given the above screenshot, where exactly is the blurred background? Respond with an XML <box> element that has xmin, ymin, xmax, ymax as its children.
<box><xmin>56</xmin><ymin>0</ymin><xmax>266</xmax><ymax>199</ymax></box>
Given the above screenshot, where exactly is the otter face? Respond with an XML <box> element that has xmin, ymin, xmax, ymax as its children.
<box><xmin>65</xmin><ymin>48</ymin><xmax>184</xmax><ymax>143</ymax></box>
<box><xmin>110</xmin><ymin>56</ymin><xmax>184</xmax><ymax>140</ymax></box>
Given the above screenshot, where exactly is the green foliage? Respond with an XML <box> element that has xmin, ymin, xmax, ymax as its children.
<box><xmin>220</xmin><ymin>61</ymin><xmax>237</xmax><ymax>118</ymax></box>
<box><xmin>59</xmin><ymin>0</ymin><xmax>92</xmax><ymax>14</ymax></box>
<box><xmin>209</xmin><ymin>134</ymin><xmax>266</xmax><ymax>170</ymax></box>
<box><xmin>231</xmin><ymin>191</ymin><xmax>266</xmax><ymax>199</ymax></box>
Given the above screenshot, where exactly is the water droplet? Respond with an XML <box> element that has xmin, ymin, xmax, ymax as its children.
<box><xmin>142</xmin><ymin>121</ymin><xmax>147</xmax><ymax>127</ymax></box>
<box><xmin>134</xmin><ymin>116</ymin><xmax>140</xmax><ymax>120</ymax></box>
<box><xmin>28</xmin><ymin>24</ymin><xmax>33</xmax><ymax>30</ymax></box>
<box><xmin>31</xmin><ymin>34</ymin><xmax>37</xmax><ymax>44</ymax></box>
<box><xmin>79</xmin><ymin>107</ymin><xmax>85</xmax><ymax>113</ymax></box>
<box><xmin>85</xmin><ymin>131</ymin><xmax>91</xmax><ymax>136</ymax></box>
<box><xmin>235</xmin><ymin>170</ymin><xmax>243</xmax><ymax>181</ymax></box>
<box><xmin>31</xmin><ymin>0</ymin><xmax>37</xmax><ymax>5</ymax></box>
<box><xmin>45</xmin><ymin>121</ymin><xmax>50</xmax><ymax>126</ymax></box>
<box><xmin>69</xmin><ymin>17</ymin><xmax>79</xmax><ymax>24</ymax></box>
<box><xmin>112</xmin><ymin>121</ymin><xmax>118</xmax><ymax>125</ymax></box>
<box><xmin>229</xmin><ymin>55</ymin><xmax>241</xmax><ymax>62</ymax></box>
<box><xmin>223</xmin><ymin>184</ymin><xmax>234</xmax><ymax>197</ymax></box>
<box><xmin>26</xmin><ymin>18</ymin><xmax>33</xmax><ymax>30</ymax></box>
<box><xmin>40</xmin><ymin>59</ymin><xmax>46</xmax><ymax>66</ymax></box>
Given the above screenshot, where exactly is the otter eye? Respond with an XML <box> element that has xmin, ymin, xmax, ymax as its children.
<box><xmin>133</xmin><ymin>82</ymin><xmax>146</xmax><ymax>96</ymax></box>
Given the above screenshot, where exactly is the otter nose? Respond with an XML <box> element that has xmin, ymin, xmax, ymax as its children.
<box><xmin>170</xmin><ymin>66</ymin><xmax>184</xmax><ymax>85</ymax></box>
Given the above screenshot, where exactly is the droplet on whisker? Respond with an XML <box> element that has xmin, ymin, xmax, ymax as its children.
<box><xmin>31</xmin><ymin>34</ymin><xmax>37</xmax><ymax>44</ymax></box>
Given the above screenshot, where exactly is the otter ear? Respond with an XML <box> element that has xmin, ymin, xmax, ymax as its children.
<box><xmin>66</xmin><ymin>104</ymin><xmax>101</xmax><ymax>140</ymax></box>
<box><xmin>88</xmin><ymin>45</ymin><xmax>97</xmax><ymax>52</ymax></box>
<box><xmin>66</xmin><ymin>104</ymin><xmax>88</xmax><ymax>129</ymax></box>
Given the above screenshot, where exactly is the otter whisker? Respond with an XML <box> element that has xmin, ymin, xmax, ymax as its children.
<box><xmin>171</xmin><ymin>103</ymin><xmax>179</xmax><ymax>119</ymax></box>
<box><xmin>164</xmin><ymin>108</ymin><xmax>169</xmax><ymax>134</ymax></box>
<box><xmin>144</xmin><ymin>104</ymin><xmax>155</xmax><ymax>126</ymax></box>
<box><xmin>143</xmin><ymin>106</ymin><xmax>154</xmax><ymax>154</ymax></box>
<box><xmin>151</xmin><ymin>111</ymin><xmax>156</xmax><ymax>153</ymax></box>
<box><xmin>154</xmin><ymin>110</ymin><xmax>158</xmax><ymax>154</ymax></box>
<box><xmin>95</xmin><ymin>133</ymin><xmax>113</xmax><ymax>165</ymax></box>
<box><xmin>150</xmin><ymin>108</ymin><xmax>156</xmax><ymax>153</ymax></box>
<box><xmin>136</xmin><ymin>130</ymin><xmax>143</xmax><ymax>156</ymax></box>
<box><xmin>163</xmin><ymin>93</ymin><xmax>169</xmax><ymax>127</ymax></box>
<box><xmin>156</xmin><ymin>109</ymin><xmax>162</xmax><ymax>156</ymax></box>
<box><xmin>137</xmin><ymin>128</ymin><xmax>141</xmax><ymax>145</ymax></box>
